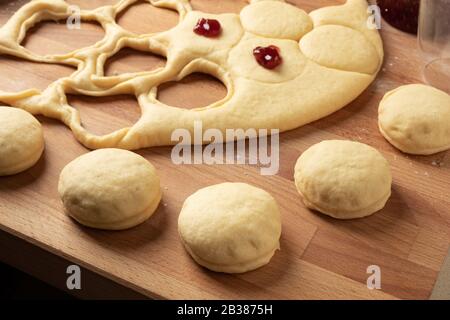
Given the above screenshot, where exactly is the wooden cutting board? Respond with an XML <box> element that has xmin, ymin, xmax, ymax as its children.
<box><xmin>1</xmin><ymin>0</ymin><xmax>449</xmax><ymax>300</ymax></box>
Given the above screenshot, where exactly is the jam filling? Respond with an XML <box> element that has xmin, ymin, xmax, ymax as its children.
<box><xmin>194</xmin><ymin>18</ymin><xmax>221</xmax><ymax>38</ymax></box>
<box><xmin>253</xmin><ymin>45</ymin><xmax>282</xmax><ymax>70</ymax></box>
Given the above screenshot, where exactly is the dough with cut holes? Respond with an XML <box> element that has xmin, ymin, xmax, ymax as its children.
<box><xmin>294</xmin><ymin>140</ymin><xmax>392</xmax><ymax>219</ymax></box>
<box><xmin>379</xmin><ymin>84</ymin><xmax>450</xmax><ymax>155</ymax></box>
<box><xmin>178</xmin><ymin>183</ymin><xmax>282</xmax><ymax>273</ymax></box>
<box><xmin>0</xmin><ymin>0</ymin><xmax>383</xmax><ymax>150</ymax></box>
<box><xmin>0</xmin><ymin>107</ymin><xmax>44</xmax><ymax>176</ymax></box>
<box><xmin>58</xmin><ymin>149</ymin><xmax>161</xmax><ymax>230</ymax></box>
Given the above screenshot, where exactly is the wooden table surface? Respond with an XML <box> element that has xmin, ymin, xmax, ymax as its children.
<box><xmin>0</xmin><ymin>0</ymin><xmax>449</xmax><ymax>300</ymax></box>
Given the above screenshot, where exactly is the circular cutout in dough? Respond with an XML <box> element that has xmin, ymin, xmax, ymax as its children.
<box><xmin>294</xmin><ymin>140</ymin><xmax>392</xmax><ymax>219</ymax></box>
<box><xmin>178</xmin><ymin>182</ymin><xmax>282</xmax><ymax>273</ymax></box>
<box><xmin>378</xmin><ymin>84</ymin><xmax>450</xmax><ymax>155</ymax></box>
<box><xmin>58</xmin><ymin>149</ymin><xmax>162</xmax><ymax>230</ymax></box>
<box><xmin>0</xmin><ymin>107</ymin><xmax>44</xmax><ymax>176</ymax></box>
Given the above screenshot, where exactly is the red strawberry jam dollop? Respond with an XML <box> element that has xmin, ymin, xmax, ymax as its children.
<box><xmin>253</xmin><ymin>45</ymin><xmax>282</xmax><ymax>70</ymax></box>
<box><xmin>194</xmin><ymin>18</ymin><xmax>221</xmax><ymax>38</ymax></box>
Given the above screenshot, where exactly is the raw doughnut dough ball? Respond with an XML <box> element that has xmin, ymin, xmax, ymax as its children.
<box><xmin>294</xmin><ymin>140</ymin><xmax>392</xmax><ymax>219</ymax></box>
<box><xmin>378</xmin><ymin>84</ymin><xmax>450</xmax><ymax>155</ymax></box>
<box><xmin>58</xmin><ymin>149</ymin><xmax>162</xmax><ymax>230</ymax></box>
<box><xmin>0</xmin><ymin>107</ymin><xmax>44</xmax><ymax>176</ymax></box>
<box><xmin>178</xmin><ymin>183</ymin><xmax>282</xmax><ymax>273</ymax></box>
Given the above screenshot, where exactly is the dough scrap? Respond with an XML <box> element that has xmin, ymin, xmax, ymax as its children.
<box><xmin>294</xmin><ymin>140</ymin><xmax>392</xmax><ymax>219</ymax></box>
<box><xmin>178</xmin><ymin>182</ymin><xmax>282</xmax><ymax>273</ymax></box>
<box><xmin>58</xmin><ymin>148</ymin><xmax>162</xmax><ymax>230</ymax></box>
<box><xmin>0</xmin><ymin>106</ymin><xmax>44</xmax><ymax>176</ymax></box>
<box><xmin>0</xmin><ymin>0</ymin><xmax>383</xmax><ymax>150</ymax></box>
<box><xmin>378</xmin><ymin>84</ymin><xmax>450</xmax><ymax>155</ymax></box>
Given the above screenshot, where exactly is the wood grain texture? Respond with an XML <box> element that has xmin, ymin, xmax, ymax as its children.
<box><xmin>0</xmin><ymin>0</ymin><xmax>449</xmax><ymax>300</ymax></box>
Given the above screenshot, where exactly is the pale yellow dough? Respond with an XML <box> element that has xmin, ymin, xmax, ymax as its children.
<box><xmin>0</xmin><ymin>0</ymin><xmax>383</xmax><ymax>150</ymax></box>
<box><xmin>58</xmin><ymin>149</ymin><xmax>162</xmax><ymax>230</ymax></box>
<box><xmin>294</xmin><ymin>140</ymin><xmax>392</xmax><ymax>220</ymax></box>
<box><xmin>240</xmin><ymin>1</ymin><xmax>313</xmax><ymax>40</ymax></box>
<box><xmin>0</xmin><ymin>106</ymin><xmax>44</xmax><ymax>176</ymax></box>
<box><xmin>178</xmin><ymin>183</ymin><xmax>282</xmax><ymax>273</ymax></box>
<box><xmin>378</xmin><ymin>84</ymin><xmax>450</xmax><ymax>155</ymax></box>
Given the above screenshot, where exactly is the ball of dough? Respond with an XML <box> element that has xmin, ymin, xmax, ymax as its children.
<box><xmin>178</xmin><ymin>183</ymin><xmax>282</xmax><ymax>273</ymax></box>
<box><xmin>58</xmin><ymin>149</ymin><xmax>161</xmax><ymax>230</ymax></box>
<box><xmin>378</xmin><ymin>84</ymin><xmax>450</xmax><ymax>155</ymax></box>
<box><xmin>0</xmin><ymin>107</ymin><xmax>44</xmax><ymax>176</ymax></box>
<box><xmin>240</xmin><ymin>1</ymin><xmax>312</xmax><ymax>40</ymax></box>
<box><xmin>294</xmin><ymin>140</ymin><xmax>392</xmax><ymax>219</ymax></box>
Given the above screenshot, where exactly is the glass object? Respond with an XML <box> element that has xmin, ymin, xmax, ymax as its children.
<box><xmin>377</xmin><ymin>0</ymin><xmax>420</xmax><ymax>34</ymax></box>
<box><xmin>419</xmin><ymin>0</ymin><xmax>450</xmax><ymax>93</ymax></box>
